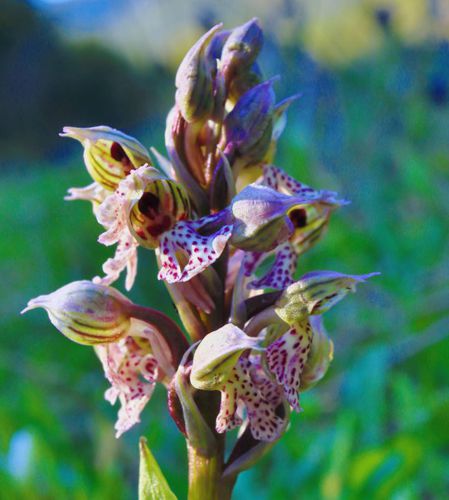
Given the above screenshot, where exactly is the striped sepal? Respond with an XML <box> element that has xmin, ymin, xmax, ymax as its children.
<box><xmin>128</xmin><ymin>173</ymin><xmax>191</xmax><ymax>249</ymax></box>
<box><xmin>62</xmin><ymin>126</ymin><xmax>152</xmax><ymax>190</ymax></box>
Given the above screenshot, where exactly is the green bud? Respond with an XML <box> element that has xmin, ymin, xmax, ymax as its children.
<box><xmin>22</xmin><ymin>281</ymin><xmax>132</xmax><ymax>345</ymax></box>
<box><xmin>227</xmin><ymin>62</ymin><xmax>263</xmax><ymax>103</ymax></box>
<box><xmin>224</xmin><ymin>80</ymin><xmax>275</xmax><ymax>163</ymax></box>
<box><xmin>190</xmin><ymin>324</ymin><xmax>262</xmax><ymax>390</ymax></box>
<box><xmin>175</xmin><ymin>24</ymin><xmax>222</xmax><ymax>122</ymax></box>
<box><xmin>221</xmin><ymin>18</ymin><xmax>264</xmax><ymax>83</ymax></box>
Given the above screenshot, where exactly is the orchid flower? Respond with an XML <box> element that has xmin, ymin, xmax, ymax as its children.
<box><xmin>22</xmin><ymin>281</ymin><xmax>188</xmax><ymax>437</ymax></box>
<box><xmin>265</xmin><ymin>271</ymin><xmax>379</xmax><ymax>411</ymax></box>
<box><xmin>93</xmin><ymin>165</ymin><xmax>233</xmax><ymax>288</ymax></box>
<box><xmin>190</xmin><ymin>324</ymin><xmax>286</xmax><ymax>441</ymax></box>
<box><xmin>191</xmin><ymin>271</ymin><xmax>378</xmax><ymax>439</ymax></box>
<box><xmin>241</xmin><ymin>164</ymin><xmax>348</xmax><ymax>290</ymax></box>
<box><xmin>62</xmin><ymin>125</ymin><xmax>152</xmax><ymax>193</ymax></box>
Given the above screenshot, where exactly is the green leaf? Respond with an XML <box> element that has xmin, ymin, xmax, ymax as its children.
<box><xmin>139</xmin><ymin>437</ymin><xmax>177</xmax><ymax>500</ymax></box>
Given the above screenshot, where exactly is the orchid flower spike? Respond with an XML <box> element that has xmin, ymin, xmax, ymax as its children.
<box><xmin>23</xmin><ymin>19</ymin><xmax>382</xmax><ymax>486</ymax></box>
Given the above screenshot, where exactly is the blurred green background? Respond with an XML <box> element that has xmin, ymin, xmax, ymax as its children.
<box><xmin>2</xmin><ymin>0</ymin><xmax>449</xmax><ymax>498</ymax></box>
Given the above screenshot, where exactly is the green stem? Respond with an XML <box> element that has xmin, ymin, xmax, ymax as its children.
<box><xmin>187</xmin><ymin>440</ymin><xmax>236</xmax><ymax>500</ymax></box>
<box><xmin>186</xmin><ymin>390</ymin><xmax>236</xmax><ymax>499</ymax></box>
<box><xmin>187</xmin><ymin>443</ymin><xmax>222</xmax><ymax>500</ymax></box>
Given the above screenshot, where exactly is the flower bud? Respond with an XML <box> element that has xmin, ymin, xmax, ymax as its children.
<box><xmin>224</xmin><ymin>81</ymin><xmax>275</xmax><ymax>163</ymax></box>
<box><xmin>175</xmin><ymin>24</ymin><xmax>222</xmax><ymax>123</ymax></box>
<box><xmin>227</xmin><ymin>63</ymin><xmax>263</xmax><ymax>103</ymax></box>
<box><xmin>190</xmin><ymin>324</ymin><xmax>262</xmax><ymax>390</ymax></box>
<box><xmin>230</xmin><ymin>184</ymin><xmax>310</xmax><ymax>252</ymax></box>
<box><xmin>275</xmin><ymin>271</ymin><xmax>380</xmax><ymax>324</ymax></box>
<box><xmin>61</xmin><ymin>126</ymin><xmax>152</xmax><ymax>191</ymax></box>
<box><xmin>125</xmin><ymin>166</ymin><xmax>191</xmax><ymax>249</ymax></box>
<box><xmin>221</xmin><ymin>18</ymin><xmax>263</xmax><ymax>83</ymax></box>
<box><xmin>206</xmin><ymin>29</ymin><xmax>231</xmax><ymax>60</ymax></box>
<box><xmin>300</xmin><ymin>316</ymin><xmax>334</xmax><ymax>391</ymax></box>
<box><xmin>22</xmin><ymin>281</ymin><xmax>132</xmax><ymax>345</ymax></box>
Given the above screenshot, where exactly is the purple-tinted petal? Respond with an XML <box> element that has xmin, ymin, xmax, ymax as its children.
<box><xmin>266</xmin><ymin>321</ymin><xmax>313</xmax><ymax>411</ymax></box>
<box><xmin>242</xmin><ymin>251</ymin><xmax>264</xmax><ymax>277</ymax></box>
<box><xmin>158</xmin><ymin>221</ymin><xmax>233</xmax><ymax>283</ymax></box>
<box><xmin>248</xmin><ymin>242</ymin><xmax>297</xmax><ymax>290</ymax></box>
<box><xmin>263</xmin><ymin>165</ymin><xmax>348</xmax><ymax>208</ymax></box>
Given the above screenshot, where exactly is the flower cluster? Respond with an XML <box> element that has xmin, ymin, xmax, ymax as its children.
<box><xmin>24</xmin><ymin>18</ymin><xmax>377</xmax><ymax>463</ymax></box>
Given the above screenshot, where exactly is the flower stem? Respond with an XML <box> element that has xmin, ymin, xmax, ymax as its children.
<box><xmin>186</xmin><ymin>391</ymin><xmax>236</xmax><ymax>499</ymax></box>
<box><xmin>187</xmin><ymin>442</ymin><xmax>222</xmax><ymax>500</ymax></box>
<box><xmin>187</xmin><ymin>440</ymin><xmax>236</xmax><ymax>500</ymax></box>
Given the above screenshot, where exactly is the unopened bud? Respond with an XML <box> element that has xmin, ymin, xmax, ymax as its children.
<box><xmin>206</xmin><ymin>29</ymin><xmax>231</xmax><ymax>61</ymax></box>
<box><xmin>190</xmin><ymin>324</ymin><xmax>262</xmax><ymax>390</ymax></box>
<box><xmin>22</xmin><ymin>281</ymin><xmax>132</xmax><ymax>345</ymax></box>
<box><xmin>227</xmin><ymin>63</ymin><xmax>263</xmax><ymax>103</ymax></box>
<box><xmin>61</xmin><ymin>126</ymin><xmax>151</xmax><ymax>191</ymax></box>
<box><xmin>175</xmin><ymin>24</ymin><xmax>222</xmax><ymax>122</ymax></box>
<box><xmin>224</xmin><ymin>81</ymin><xmax>275</xmax><ymax>163</ymax></box>
<box><xmin>221</xmin><ymin>18</ymin><xmax>263</xmax><ymax>83</ymax></box>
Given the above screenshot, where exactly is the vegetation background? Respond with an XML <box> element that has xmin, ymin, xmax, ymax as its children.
<box><xmin>2</xmin><ymin>0</ymin><xmax>449</xmax><ymax>498</ymax></box>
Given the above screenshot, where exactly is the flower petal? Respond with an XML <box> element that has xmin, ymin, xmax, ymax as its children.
<box><xmin>301</xmin><ymin>316</ymin><xmax>334</xmax><ymax>391</ymax></box>
<box><xmin>242</xmin><ymin>251</ymin><xmax>264</xmax><ymax>277</ymax></box>
<box><xmin>158</xmin><ymin>221</ymin><xmax>233</xmax><ymax>283</ymax></box>
<box><xmin>216</xmin><ymin>357</ymin><xmax>285</xmax><ymax>441</ymax></box>
<box><xmin>94</xmin><ymin>232</ymin><xmax>139</xmax><ymax>291</ymax></box>
<box><xmin>96</xmin><ymin>336</ymin><xmax>158</xmax><ymax>438</ymax></box>
<box><xmin>190</xmin><ymin>324</ymin><xmax>262</xmax><ymax>390</ymax></box>
<box><xmin>266</xmin><ymin>320</ymin><xmax>313</xmax><ymax>411</ymax></box>
<box><xmin>248</xmin><ymin>242</ymin><xmax>297</xmax><ymax>290</ymax></box>
<box><xmin>65</xmin><ymin>182</ymin><xmax>109</xmax><ymax>214</ymax></box>
<box><xmin>263</xmin><ymin>164</ymin><xmax>343</xmax><ymax>203</ymax></box>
